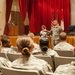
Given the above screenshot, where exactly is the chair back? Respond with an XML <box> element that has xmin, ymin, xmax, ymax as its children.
<box><xmin>55</xmin><ymin>50</ymin><xmax>74</xmax><ymax>57</ymax></box>
<box><xmin>2</xmin><ymin>66</ymin><xmax>40</xmax><ymax>75</ymax></box>
<box><xmin>7</xmin><ymin>53</ymin><xmax>21</xmax><ymax>62</ymax></box>
<box><xmin>0</xmin><ymin>53</ymin><xmax>8</xmax><ymax>59</ymax></box>
<box><xmin>34</xmin><ymin>55</ymin><xmax>54</xmax><ymax>71</ymax></box>
<box><xmin>54</xmin><ymin>56</ymin><xmax>75</xmax><ymax>69</ymax></box>
<box><xmin>46</xmin><ymin>72</ymin><xmax>54</xmax><ymax>75</ymax></box>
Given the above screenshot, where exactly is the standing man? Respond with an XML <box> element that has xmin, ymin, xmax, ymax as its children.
<box><xmin>50</xmin><ymin>19</ymin><xmax>63</xmax><ymax>48</ymax></box>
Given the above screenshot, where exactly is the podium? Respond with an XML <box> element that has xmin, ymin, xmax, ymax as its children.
<box><xmin>8</xmin><ymin>25</ymin><xmax>19</xmax><ymax>36</ymax></box>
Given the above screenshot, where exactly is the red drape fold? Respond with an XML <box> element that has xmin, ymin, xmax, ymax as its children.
<box><xmin>28</xmin><ymin>0</ymin><xmax>70</xmax><ymax>33</ymax></box>
<box><xmin>18</xmin><ymin>0</ymin><xmax>29</xmax><ymax>34</ymax></box>
<box><xmin>4</xmin><ymin>0</ymin><xmax>13</xmax><ymax>35</ymax></box>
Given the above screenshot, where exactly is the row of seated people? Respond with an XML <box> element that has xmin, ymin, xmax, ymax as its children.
<box><xmin>0</xmin><ymin>32</ymin><xmax>74</xmax><ymax>75</ymax></box>
<box><xmin>0</xmin><ymin>32</ymin><xmax>74</xmax><ymax>55</ymax></box>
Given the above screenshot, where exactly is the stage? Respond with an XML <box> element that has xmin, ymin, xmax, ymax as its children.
<box><xmin>8</xmin><ymin>36</ymin><xmax>75</xmax><ymax>48</ymax></box>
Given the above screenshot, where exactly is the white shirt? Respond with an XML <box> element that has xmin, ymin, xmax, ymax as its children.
<box><xmin>53</xmin><ymin>41</ymin><xmax>74</xmax><ymax>51</ymax></box>
<box><xmin>40</xmin><ymin>30</ymin><xmax>47</xmax><ymax>38</ymax></box>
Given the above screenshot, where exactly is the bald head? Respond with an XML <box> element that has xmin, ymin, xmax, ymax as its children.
<box><xmin>59</xmin><ymin>32</ymin><xmax>67</xmax><ymax>41</ymax></box>
<box><xmin>28</xmin><ymin>33</ymin><xmax>34</xmax><ymax>40</ymax></box>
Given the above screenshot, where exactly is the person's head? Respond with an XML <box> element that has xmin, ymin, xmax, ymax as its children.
<box><xmin>41</xmin><ymin>25</ymin><xmax>46</xmax><ymax>30</ymax></box>
<box><xmin>52</xmin><ymin>19</ymin><xmax>58</xmax><ymax>26</ymax></box>
<box><xmin>59</xmin><ymin>32</ymin><xmax>67</xmax><ymax>41</ymax></box>
<box><xmin>1</xmin><ymin>35</ymin><xmax>11</xmax><ymax>47</ymax></box>
<box><xmin>0</xmin><ymin>40</ymin><xmax>2</xmax><ymax>52</ymax></box>
<box><xmin>40</xmin><ymin>38</ymin><xmax>49</xmax><ymax>52</ymax></box>
<box><xmin>28</xmin><ymin>32</ymin><xmax>34</xmax><ymax>40</ymax></box>
<box><xmin>16</xmin><ymin>36</ymin><xmax>34</xmax><ymax>58</ymax></box>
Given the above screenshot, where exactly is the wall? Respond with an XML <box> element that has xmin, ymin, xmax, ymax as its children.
<box><xmin>71</xmin><ymin>0</ymin><xmax>75</xmax><ymax>25</ymax></box>
<box><xmin>10</xmin><ymin>0</ymin><xmax>29</xmax><ymax>35</ymax></box>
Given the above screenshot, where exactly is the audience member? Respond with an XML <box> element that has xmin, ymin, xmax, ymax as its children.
<box><xmin>1</xmin><ymin>35</ymin><xmax>11</xmax><ymax>47</ymax></box>
<box><xmin>1</xmin><ymin>35</ymin><xmax>17</xmax><ymax>53</ymax></box>
<box><xmin>53</xmin><ymin>32</ymin><xmax>74</xmax><ymax>51</ymax></box>
<box><xmin>0</xmin><ymin>57</ymin><xmax>11</xmax><ymax>75</ymax></box>
<box><xmin>0</xmin><ymin>57</ymin><xmax>11</xmax><ymax>67</ymax></box>
<box><xmin>11</xmin><ymin>36</ymin><xmax>52</xmax><ymax>75</ymax></box>
<box><xmin>53</xmin><ymin>61</ymin><xmax>75</xmax><ymax>75</ymax></box>
<box><xmin>0</xmin><ymin>40</ymin><xmax>2</xmax><ymax>52</ymax></box>
<box><xmin>38</xmin><ymin>38</ymin><xmax>59</xmax><ymax>57</ymax></box>
<box><xmin>28</xmin><ymin>32</ymin><xmax>41</xmax><ymax>54</ymax></box>
<box><xmin>50</xmin><ymin>20</ymin><xmax>63</xmax><ymax>48</ymax></box>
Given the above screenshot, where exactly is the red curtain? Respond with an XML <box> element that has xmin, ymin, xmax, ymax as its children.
<box><xmin>18</xmin><ymin>0</ymin><xmax>29</xmax><ymax>34</ymax></box>
<box><xmin>28</xmin><ymin>0</ymin><xmax>70</xmax><ymax>33</ymax></box>
<box><xmin>4</xmin><ymin>0</ymin><xmax>13</xmax><ymax>34</ymax></box>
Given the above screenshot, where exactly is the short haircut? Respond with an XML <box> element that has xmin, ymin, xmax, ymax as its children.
<box><xmin>28</xmin><ymin>33</ymin><xmax>34</xmax><ymax>39</ymax></box>
<box><xmin>40</xmin><ymin>38</ymin><xmax>49</xmax><ymax>52</ymax></box>
<box><xmin>1</xmin><ymin>35</ymin><xmax>9</xmax><ymax>44</ymax></box>
<box><xmin>59</xmin><ymin>32</ymin><xmax>67</xmax><ymax>41</ymax></box>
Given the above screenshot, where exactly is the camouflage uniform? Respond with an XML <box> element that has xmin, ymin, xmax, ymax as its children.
<box><xmin>32</xmin><ymin>43</ymin><xmax>41</xmax><ymax>54</ymax></box>
<box><xmin>12</xmin><ymin>55</ymin><xmax>52</xmax><ymax>75</ymax></box>
<box><xmin>1</xmin><ymin>47</ymin><xmax>17</xmax><ymax>54</ymax></box>
<box><xmin>53</xmin><ymin>42</ymin><xmax>74</xmax><ymax>51</ymax></box>
<box><xmin>54</xmin><ymin>62</ymin><xmax>75</xmax><ymax>75</ymax></box>
<box><xmin>51</xmin><ymin>25</ymin><xmax>62</xmax><ymax>48</ymax></box>
<box><xmin>0</xmin><ymin>57</ymin><xmax>11</xmax><ymax>67</ymax></box>
<box><xmin>36</xmin><ymin>49</ymin><xmax>59</xmax><ymax>57</ymax></box>
<box><xmin>0</xmin><ymin>57</ymin><xmax>11</xmax><ymax>75</ymax></box>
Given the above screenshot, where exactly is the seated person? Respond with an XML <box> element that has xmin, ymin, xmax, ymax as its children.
<box><xmin>0</xmin><ymin>57</ymin><xmax>11</xmax><ymax>67</ymax></box>
<box><xmin>38</xmin><ymin>38</ymin><xmax>59</xmax><ymax>57</ymax></box>
<box><xmin>53</xmin><ymin>32</ymin><xmax>74</xmax><ymax>51</ymax></box>
<box><xmin>28</xmin><ymin>32</ymin><xmax>41</xmax><ymax>54</ymax></box>
<box><xmin>0</xmin><ymin>40</ymin><xmax>2</xmax><ymax>52</ymax></box>
<box><xmin>0</xmin><ymin>57</ymin><xmax>11</xmax><ymax>75</ymax></box>
<box><xmin>1</xmin><ymin>35</ymin><xmax>17</xmax><ymax>53</ymax></box>
<box><xmin>11</xmin><ymin>36</ymin><xmax>53</xmax><ymax>75</ymax></box>
<box><xmin>53</xmin><ymin>61</ymin><xmax>75</xmax><ymax>75</ymax></box>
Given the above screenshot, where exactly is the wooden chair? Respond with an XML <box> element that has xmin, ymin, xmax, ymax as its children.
<box><xmin>54</xmin><ymin>56</ymin><xmax>75</xmax><ymax>69</ymax></box>
<box><xmin>1</xmin><ymin>66</ymin><xmax>40</xmax><ymax>75</ymax></box>
<box><xmin>54</xmin><ymin>50</ymin><xmax>74</xmax><ymax>57</ymax></box>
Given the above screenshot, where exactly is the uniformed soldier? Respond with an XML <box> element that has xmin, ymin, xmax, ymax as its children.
<box><xmin>54</xmin><ymin>61</ymin><xmax>75</xmax><ymax>75</ymax></box>
<box><xmin>1</xmin><ymin>35</ymin><xmax>17</xmax><ymax>53</ymax></box>
<box><xmin>50</xmin><ymin>20</ymin><xmax>62</xmax><ymax>48</ymax></box>
<box><xmin>53</xmin><ymin>32</ymin><xmax>74</xmax><ymax>51</ymax></box>
<box><xmin>11</xmin><ymin>36</ymin><xmax>53</xmax><ymax>75</ymax></box>
<box><xmin>0</xmin><ymin>57</ymin><xmax>12</xmax><ymax>75</ymax></box>
<box><xmin>39</xmin><ymin>38</ymin><xmax>59</xmax><ymax>57</ymax></box>
<box><xmin>28</xmin><ymin>32</ymin><xmax>41</xmax><ymax>54</ymax></box>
